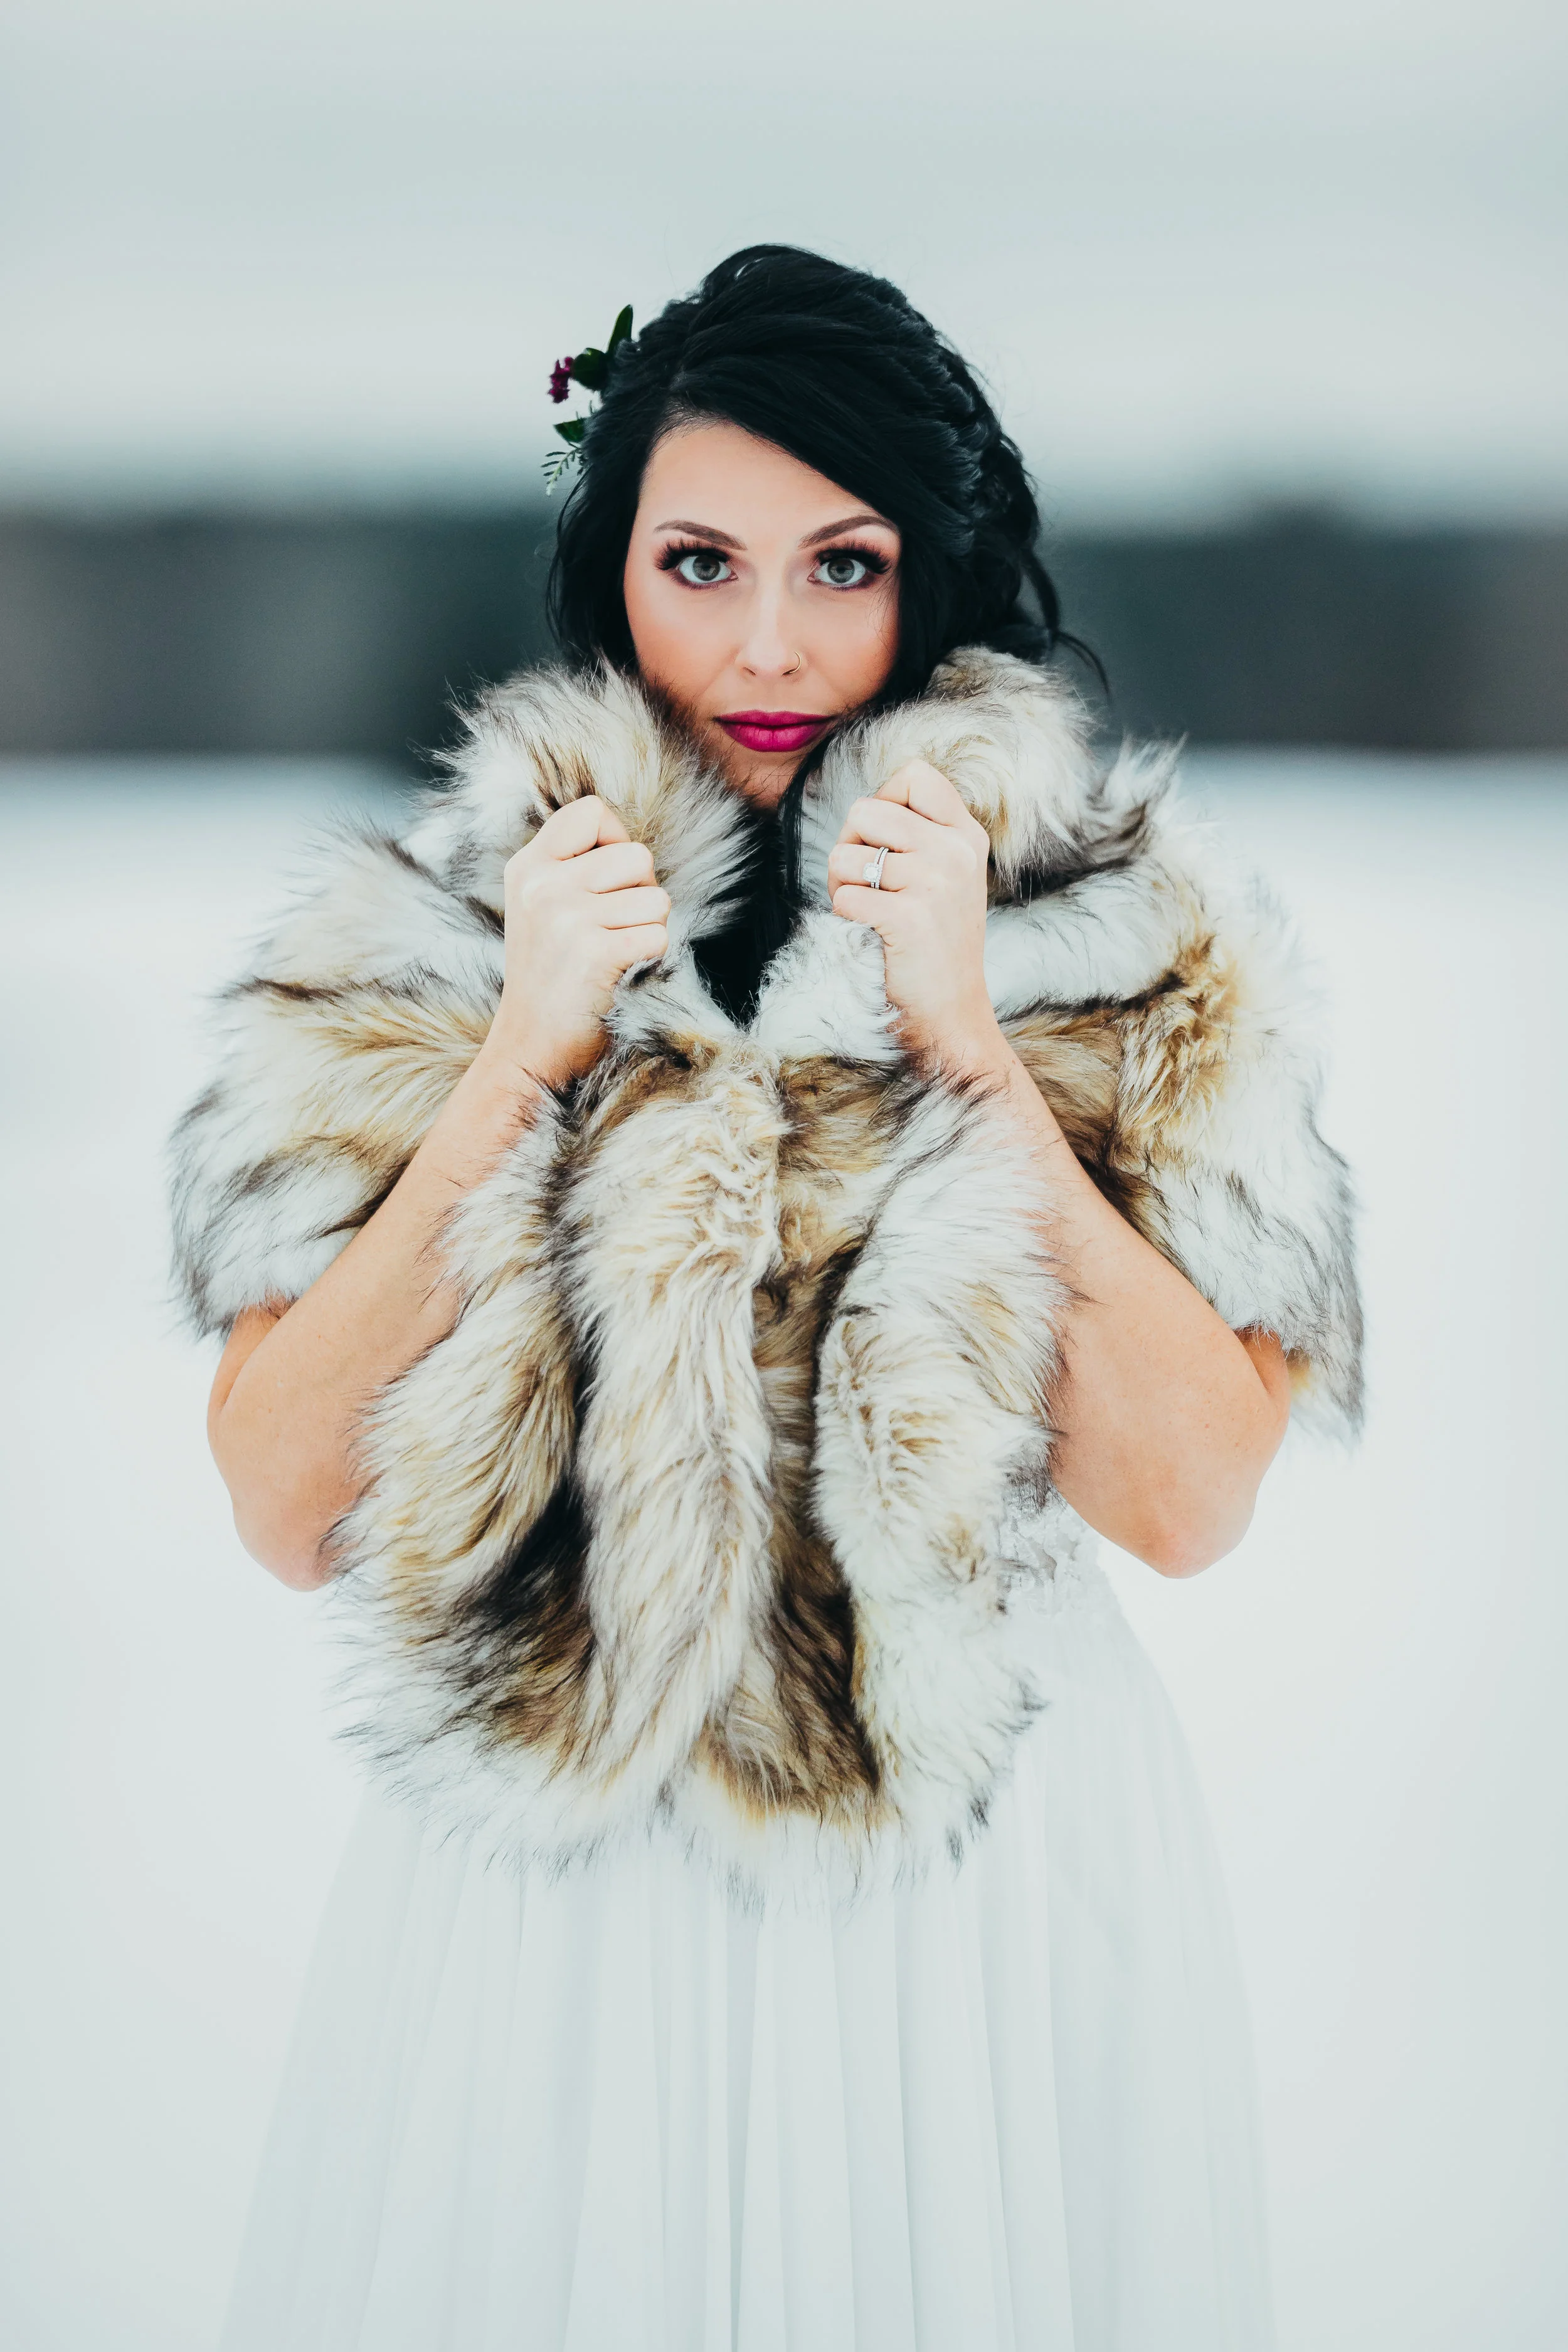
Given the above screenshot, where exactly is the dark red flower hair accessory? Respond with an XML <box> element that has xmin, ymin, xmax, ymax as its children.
<box><xmin>543</xmin><ymin>305</ymin><xmax>633</xmax><ymax>491</ymax></box>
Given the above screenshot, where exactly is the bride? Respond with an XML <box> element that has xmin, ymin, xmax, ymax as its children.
<box><xmin>174</xmin><ymin>244</ymin><xmax>1360</xmax><ymax>2349</ymax></box>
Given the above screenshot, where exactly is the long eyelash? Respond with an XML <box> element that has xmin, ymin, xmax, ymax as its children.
<box><xmin>656</xmin><ymin>538</ymin><xmax>891</xmax><ymax>576</ymax></box>
<box><xmin>657</xmin><ymin>538</ymin><xmax>727</xmax><ymax>571</ymax></box>
<box><xmin>816</xmin><ymin>541</ymin><xmax>891</xmax><ymax>576</ymax></box>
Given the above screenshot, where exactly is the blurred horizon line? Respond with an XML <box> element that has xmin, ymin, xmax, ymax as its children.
<box><xmin>3</xmin><ymin>502</ymin><xmax>1564</xmax><ymax>759</ymax></box>
<box><xmin>4</xmin><ymin>482</ymin><xmax>1566</xmax><ymax>537</ymax></box>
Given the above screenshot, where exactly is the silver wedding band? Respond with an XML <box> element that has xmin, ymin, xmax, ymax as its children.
<box><xmin>864</xmin><ymin>846</ymin><xmax>889</xmax><ymax>891</ymax></box>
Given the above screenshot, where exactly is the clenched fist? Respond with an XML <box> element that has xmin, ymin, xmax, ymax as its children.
<box><xmin>489</xmin><ymin>796</ymin><xmax>669</xmax><ymax>1090</ymax></box>
<box><xmin>827</xmin><ymin>760</ymin><xmax>1005</xmax><ymax>1074</ymax></box>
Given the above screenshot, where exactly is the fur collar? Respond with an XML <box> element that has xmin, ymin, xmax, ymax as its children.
<box><xmin>388</xmin><ymin>647</ymin><xmax>1188</xmax><ymax>1062</ymax></box>
<box><xmin>171</xmin><ymin>649</ymin><xmax>1362</xmax><ymax>1895</ymax></box>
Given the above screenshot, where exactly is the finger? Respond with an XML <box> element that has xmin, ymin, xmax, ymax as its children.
<box><xmin>875</xmin><ymin>760</ymin><xmax>974</xmax><ymax>829</ymax></box>
<box><xmin>532</xmin><ymin>796</ymin><xmax>632</xmax><ymax>859</ymax></box>
<box><xmin>835</xmin><ymin>797</ymin><xmax>932</xmax><ymax>853</ymax></box>
<box><xmin>829</xmin><ymin>882</ymin><xmax>894</xmax><ymax>927</ymax></box>
<box><xmin>827</xmin><ymin>844</ymin><xmax>914</xmax><ymax>894</ymax></box>
<box><xmin>608</xmin><ymin>923</ymin><xmax>669</xmax><ymax>967</ymax></box>
<box><xmin>596</xmin><ymin>884</ymin><xmax>671</xmax><ymax>930</ymax></box>
<box><xmin>568</xmin><ymin>840</ymin><xmax>657</xmax><ymax>894</ymax></box>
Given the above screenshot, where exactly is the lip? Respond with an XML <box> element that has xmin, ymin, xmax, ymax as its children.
<box><xmin>716</xmin><ymin>711</ymin><xmax>832</xmax><ymax>755</ymax></box>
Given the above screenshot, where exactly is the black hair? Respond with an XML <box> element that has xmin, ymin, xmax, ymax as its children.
<box><xmin>544</xmin><ymin>244</ymin><xmax>1096</xmax><ymax>1020</ymax></box>
<box><xmin>548</xmin><ymin>243</ymin><xmax>1089</xmax><ymax>702</ymax></box>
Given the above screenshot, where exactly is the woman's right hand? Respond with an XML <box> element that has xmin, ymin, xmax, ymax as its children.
<box><xmin>488</xmin><ymin>797</ymin><xmax>670</xmax><ymax>1090</ymax></box>
<box><xmin>212</xmin><ymin>790</ymin><xmax>667</xmax><ymax>1587</ymax></box>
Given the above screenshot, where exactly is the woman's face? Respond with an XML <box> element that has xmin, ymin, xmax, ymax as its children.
<box><xmin>622</xmin><ymin>419</ymin><xmax>901</xmax><ymax>808</ymax></box>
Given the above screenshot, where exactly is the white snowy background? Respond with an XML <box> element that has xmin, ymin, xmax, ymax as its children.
<box><xmin>5</xmin><ymin>756</ymin><xmax>1564</xmax><ymax>2352</ymax></box>
<box><xmin>3</xmin><ymin>0</ymin><xmax>1565</xmax><ymax>2346</ymax></box>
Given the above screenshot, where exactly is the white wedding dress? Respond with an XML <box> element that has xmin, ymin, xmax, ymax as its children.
<box><xmin>220</xmin><ymin>1537</ymin><xmax>1275</xmax><ymax>2352</ymax></box>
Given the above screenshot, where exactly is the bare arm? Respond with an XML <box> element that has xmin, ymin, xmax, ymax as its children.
<box><xmin>206</xmin><ymin>1046</ymin><xmax>546</xmax><ymax>1587</ymax></box>
<box><xmin>951</xmin><ymin>1051</ymin><xmax>1290</xmax><ymax>1574</ymax></box>
<box><xmin>207</xmin><ymin>797</ymin><xmax>670</xmax><ymax>1589</ymax></box>
<box><xmin>829</xmin><ymin>764</ymin><xmax>1291</xmax><ymax>1577</ymax></box>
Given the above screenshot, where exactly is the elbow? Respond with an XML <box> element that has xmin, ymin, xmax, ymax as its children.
<box><xmin>1128</xmin><ymin>1465</ymin><xmax>1266</xmax><ymax>1579</ymax></box>
<box><xmin>206</xmin><ymin>1311</ymin><xmax>342</xmax><ymax>1591</ymax></box>
<box><xmin>211</xmin><ymin>1430</ymin><xmax>339</xmax><ymax>1593</ymax></box>
<box><xmin>1072</xmin><ymin>1345</ymin><xmax>1291</xmax><ymax>1579</ymax></box>
<box><xmin>1137</xmin><ymin>1501</ymin><xmax>1254</xmax><ymax>1579</ymax></box>
<box><xmin>233</xmin><ymin>1503</ymin><xmax>338</xmax><ymax>1591</ymax></box>
<box><xmin>1141</xmin><ymin>1370</ymin><xmax>1290</xmax><ymax>1577</ymax></box>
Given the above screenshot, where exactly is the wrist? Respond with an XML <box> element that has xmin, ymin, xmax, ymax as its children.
<box><xmin>474</xmin><ymin>1020</ymin><xmax>561</xmax><ymax>1101</ymax></box>
<box><xmin>920</xmin><ymin>1005</ymin><xmax>1014</xmax><ymax>1088</ymax></box>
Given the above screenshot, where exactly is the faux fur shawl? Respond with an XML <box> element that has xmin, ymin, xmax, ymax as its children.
<box><xmin>171</xmin><ymin>649</ymin><xmax>1361</xmax><ymax>1890</ymax></box>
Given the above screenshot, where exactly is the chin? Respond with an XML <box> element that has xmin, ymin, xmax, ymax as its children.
<box><xmin>699</xmin><ymin>733</ymin><xmax>793</xmax><ymax>806</ymax></box>
<box><xmin>727</xmin><ymin>773</ymin><xmax>792</xmax><ymax>813</ymax></box>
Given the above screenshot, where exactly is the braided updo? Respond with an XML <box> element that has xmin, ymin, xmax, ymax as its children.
<box><xmin>548</xmin><ymin>245</ymin><xmax>1089</xmax><ymax>705</ymax></box>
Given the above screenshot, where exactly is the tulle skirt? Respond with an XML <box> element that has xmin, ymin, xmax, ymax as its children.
<box><xmin>220</xmin><ymin>1552</ymin><xmax>1274</xmax><ymax>2351</ymax></box>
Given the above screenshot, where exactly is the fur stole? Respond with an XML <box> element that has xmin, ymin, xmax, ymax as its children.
<box><xmin>171</xmin><ymin>649</ymin><xmax>1362</xmax><ymax>1892</ymax></box>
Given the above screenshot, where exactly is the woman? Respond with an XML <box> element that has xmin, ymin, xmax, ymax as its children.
<box><xmin>175</xmin><ymin>246</ymin><xmax>1360</xmax><ymax>2349</ymax></box>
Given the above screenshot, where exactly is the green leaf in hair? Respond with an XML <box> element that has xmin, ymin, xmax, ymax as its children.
<box><xmin>541</xmin><ymin>304</ymin><xmax>632</xmax><ymax>490</ymax></box>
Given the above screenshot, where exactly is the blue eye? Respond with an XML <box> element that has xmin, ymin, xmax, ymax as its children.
<box><xmin>672</xmin><ymin>549</ymin><xmax>733</xmax><ymax>586</ymax></box>
<box><xmin>812</xmin><ymin>546</ymin><xmax>889</xmax><ymax>590</ymax></box>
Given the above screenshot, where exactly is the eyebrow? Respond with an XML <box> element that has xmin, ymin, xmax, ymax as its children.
<box><xmin>654</xmin><ymin>519</ymin><xmax>744</xmax><ymax>549</ymax></box>
<box><xmin>652</xmin><ymin>511</ymin><xmax>896</xmax><ymax>552</ymax></box>
<box><xmin>800</xmin><ymin>512</ymin><xmax>896</xmax><ymax>548</ymax></box>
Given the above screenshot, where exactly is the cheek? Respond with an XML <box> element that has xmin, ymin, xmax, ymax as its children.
<box><xmin>623</xmin><ymin>560</ymin><xmax>724</xmax><ymax>702</ymax></box>
<box><xmin>819</xmin><ymin>580</ymin><xmax>900</xmax><ymax>700</ymax></box>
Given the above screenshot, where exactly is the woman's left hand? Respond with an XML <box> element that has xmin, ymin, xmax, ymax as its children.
<box><xmin>828</xmin><ymin>760</ymin><xmax>1005</xmax><ymax>1071</ymax></box>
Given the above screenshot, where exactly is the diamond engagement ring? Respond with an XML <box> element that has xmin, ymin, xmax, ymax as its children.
<box><xmin>864</xmin><ymin>846</ymin><xmax>889</xmax><ymax>889</ymax></box>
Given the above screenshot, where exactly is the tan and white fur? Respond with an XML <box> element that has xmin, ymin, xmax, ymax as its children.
<box><xmin>171</xmin><ymin>649</ymin><xmax>1362</xmax><ymax>1894</ymax></box>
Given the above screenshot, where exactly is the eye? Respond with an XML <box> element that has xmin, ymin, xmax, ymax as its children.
<box><xmin>811</xmin><ymin>546</ymin><xmax>888</xmax><ymax>590</ymax></box>
<box><xmin>662</xmin><ymin>546</ymin><xmax>734</xmax><ymax>587</ymax></box>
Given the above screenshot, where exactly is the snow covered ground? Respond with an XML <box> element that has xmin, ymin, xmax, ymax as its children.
<box><xmin>3</xmin><ymin>753</ymin><xmax>1565</xmax><ymax>2351</ymax></box>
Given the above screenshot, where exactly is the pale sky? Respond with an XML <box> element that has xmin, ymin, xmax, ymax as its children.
<box><xmin>3</xmin><ymin>0</ymin><xmax>1564</xmax><ymax>520</ymax></box>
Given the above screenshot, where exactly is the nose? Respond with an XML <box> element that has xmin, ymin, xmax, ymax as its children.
<box><xmin>737</xmin><ymin>583</ymin><xmax>803</xmax><ymax>680</ymax></box>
